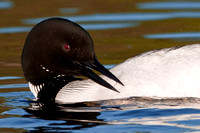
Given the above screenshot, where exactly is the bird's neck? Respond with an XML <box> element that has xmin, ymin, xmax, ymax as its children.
<box><xmin>29</xmin><ymin>75</ymin><xmax>80</xmax><ymax>102</ymax></box>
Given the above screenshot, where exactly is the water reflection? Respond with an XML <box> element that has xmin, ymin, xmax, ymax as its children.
<box><xmin>22</xmin><ymin>12</ymin><xmax>200</xmax><ymax>24</ymax></box>
<box><xmin>137</xmin><ymin>1</ymin><xmax>200</xmax><ymax>10</ymax></box>
<box><xmin>0</xmin><ymin>76</ymin><xmax>22</xmax><ymax>80</ymax></box>
<box><xmin>0</xmin><ymin>117</ymin><xmax>65</xmax><ymax>130</ymax></box>
<box><xmin>23</xmin><ymin>102</ymin><xmax>103</xmax><ymax>132</ymax></box>
<box><xmin>0</xmin><ymin>83</ymin><xmax>28</xmax><ymax>89</ymax></box>
<box><xmin>144</xmin><ymin>32</ymin><xmax>200</xmax><ymax>39</ymax></box>
<box><xmin>13</xmin><ymin>98</ymin><xmax>200</xmax><ymax>132</ymax></box>
<box><xmin>104</xmin><ymin>64</ymin><xmax>116</xmax><ymax>69</ymax></box>
<box><xmin>0</xmin><ymin>91</ymin><xmax>31</xmax><ymax>98</ymax></box>
<box><xmin>0</xmin><ymin>23</ymin><xmax>136</xmax><ymax>34</ymax></box>
<box><xmin>0</xmin><ymin>1</ymin><xmax>13</xmax><ymax>9</ymax></box>
<box><xmin>59</xmin><ymin>8</ymin><xmax>80</xmax><ymax>14</ymax></box>
<box><xmin>0</xmin><ymin>27</ymin><xmax>31</xmax><ymax>33</ymax></box>
<box><xmin>81</xmin><ymin>23</ymin><xmax>138</xmax><ymax>30</ymax></box>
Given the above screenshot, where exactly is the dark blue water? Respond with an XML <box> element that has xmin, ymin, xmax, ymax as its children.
<box><xmin>2</xmin><ymin>0</ymin><xmax>200</xmax><ymax>132</ymax></box>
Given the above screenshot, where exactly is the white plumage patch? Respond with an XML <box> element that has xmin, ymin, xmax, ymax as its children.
<box><xmin>28</xmin><ymin>82</ymin><xmax>44</xmax><ymax>98</ymax></box>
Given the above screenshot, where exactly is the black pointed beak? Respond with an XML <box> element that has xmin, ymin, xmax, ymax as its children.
<box><xmin>77</xmin><ymin>58</ymin><xmax>124</xmax><ymax>93</ymax></box>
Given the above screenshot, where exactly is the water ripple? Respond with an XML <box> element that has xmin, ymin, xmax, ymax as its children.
<box><xmin>0</xmin><ymin>1</ymin><xmax>13</xmax><ymax>9</ymax></box>
<box><xmin>0</xmin><ymin>83</ymin><xmax>28</xmax><ymax>89</ymax></box>
<box><xmin>144</xmin><ymin>32</ymin><xmax>200</xmax><ymax>39</ymax></box>
<box><xmin>81</xmin><ymin>23</ymin><xmax>138</xmax><ymax>30</ymax></box>
<box><xmin>0</xmin><ymin>76</ymin><xmax>22</xmax><ymax>80</ymax></box>
<box><xmin>59</xmin><ymin>8</ymin><xmax>80</xmax><ymax>14</ymax></box>
<box><xmin>104</xmin><ymin>64</ymin><xmax>116</xmax><ymax>69</ymax></box>
<box><xmin>0</xmin><ymin>26</ymin><xmax>31</xmax><ymax>33</ymax></box>
<box><xmin>0</xmin><ymin>23</ymin><xmax>137</xmax><ymax>34</ymax></box>
<box><xmin>22</xmin><ymin>12</ymin><xmax>200</xmax><ymax>24</ymax></box>
<box><xmin>138</xmin><ymin>1</ymin><xmax>200</xmax><ymax>10</ymax></box>
<box><xmin>0</xmin><ymin>117</ymin><xmax>65</xmax><ymax>130</ymax></box>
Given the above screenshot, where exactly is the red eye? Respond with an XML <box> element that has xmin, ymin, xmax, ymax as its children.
<box><xmin>64</xmin><ymin>44</ymin><xmax>70</xmax><ymax>51</ymax></box>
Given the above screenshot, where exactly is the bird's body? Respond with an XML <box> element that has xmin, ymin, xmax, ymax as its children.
<box><xmin>21</xmin><ymin>17</ymin><xmax>200</xmax><ymax>103</ymax></box>
<box><xmin>56</xmin><ymin>44</ymin><xmax>200</xmax><ymax>103</ymax></box>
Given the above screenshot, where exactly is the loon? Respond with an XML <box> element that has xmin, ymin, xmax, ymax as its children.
<box><xmin>21</xmin><ymin>17</ymin><xmax>200</xmax><ymax>103</ymax></box>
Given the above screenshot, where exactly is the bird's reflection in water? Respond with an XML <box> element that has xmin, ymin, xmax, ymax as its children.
<box><xmin>23</xmin><ymin>100</ymin><xmax>114</xmax><ymax>131</ymax></box>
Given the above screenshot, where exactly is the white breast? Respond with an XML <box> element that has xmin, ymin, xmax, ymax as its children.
<box><xmin>56</xmin><ymin>44</ymin><xmax>200</xmax><ymax>103</ymax></box>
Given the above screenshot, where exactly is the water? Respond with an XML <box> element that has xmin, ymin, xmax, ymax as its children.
<box><xmin>137</xmin><ymin>1</ymin><xmax>200</xmax><ymax>9</ymax></box>
<box><xmin>0</xmin><ymin>23</ymin><xmax>137</xmax><ymax>34</ymax></box>
<box><xmin>0</xmin><ymin>1</ymin><xmax>13</xmax><ymax>9</ymax></box>
<box><xmin>22</xmin><ymin>12</ymin><xmax>200</xmax><ymax>24</ymax></box>
<box><xmin>1</xmin><ymin>0</ymin><xmax>200</xmax><ymax>132</ymax></box>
